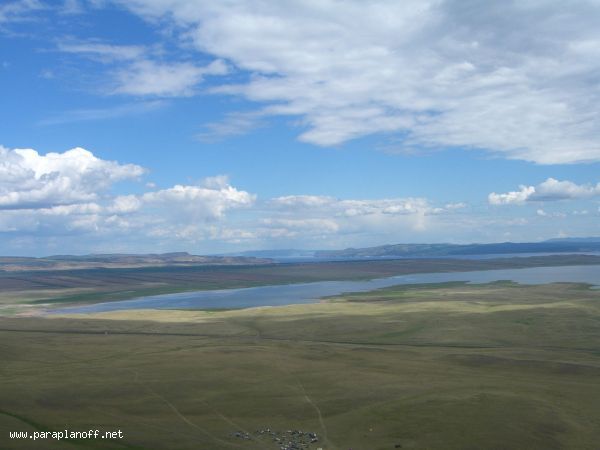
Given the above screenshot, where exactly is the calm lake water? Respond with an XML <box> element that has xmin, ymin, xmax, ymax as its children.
<box><xmin>54</xmin><ymin>264</ymin><xmax>600</xmax><ymax>314</ymax></box>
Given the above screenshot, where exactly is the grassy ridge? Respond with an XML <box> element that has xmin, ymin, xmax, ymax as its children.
<box><xmin>2</xmin><ymin>282</ymin><xmax>600</xmax><ymax>449</ymax></box>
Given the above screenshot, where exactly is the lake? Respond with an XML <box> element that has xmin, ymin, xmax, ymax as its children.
<box><xmin>53</xmin><ymin>264</ymin><xmax>600</xmax><ymax>314</ymax></box>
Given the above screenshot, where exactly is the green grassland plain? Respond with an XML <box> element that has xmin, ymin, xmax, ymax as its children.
<box><xmin>1</xmin><ymin>281</ymin><xmax>600</xmax><ymax>450</ymax></box>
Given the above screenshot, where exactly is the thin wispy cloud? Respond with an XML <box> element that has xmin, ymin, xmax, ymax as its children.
<box><xmin>112</xmin><ymin>59</ymin><xmax>227</xmax><ymax>97</ymax></box>
<box><xmin>197</xmin><ymin>110</ymin><xmax>267</xmax><ymax>142</ymax></box>
<box><xmin>38</xmin><ymin>100</ymin><xmax>166</xmax><ymax>125</ymax></box>
<box><xmin>58</xmin><ymin>40</ymin><xmax>146</xmax><ymax>61</ymax></box>
<box><xmin>59</xmin><ymin>0</ymin><xmax>84</xmax><ymax>15</ymax></box>
<box><xmin>0</xmin><ymin>0</ymin><xmax>45</xmax><ymax>24</ymax></box>
<box><xmin>57</xmin><ymin>38</ymin><xmax>229</xmax><ymax>97</ymax></box>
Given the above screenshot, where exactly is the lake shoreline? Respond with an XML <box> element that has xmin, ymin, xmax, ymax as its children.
<box><xmin>49</xmin><ymin>264</ymin><xmax>600</xmax><ymax>315</ymax></box>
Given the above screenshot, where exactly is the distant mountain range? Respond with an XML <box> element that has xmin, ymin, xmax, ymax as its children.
<box><xmin>314</xmin><ymin>238</ymin><xmax>600</xmax><ymax>258</ymax></box>
<box><xmin>3</xmin><ymin>238</ymin><xmax>600</xmax><ymax>272</ymax></box>
<box><xmin>223</xmin><ymin>249</ymin><xmax>317</xmax><ymax>259</ymax></box>
<box><xmin>0</xmin><ymin>252</ymin><xmax>272</xmax><ymax>272</ymax></box>
<box><xmin>545</xmin><ymin>237</ymin><xmax>600</xmax><ymax>243</ymax></box>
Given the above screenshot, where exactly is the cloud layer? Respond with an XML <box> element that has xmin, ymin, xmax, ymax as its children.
<box><xmin>105</xmin><ymin>0</ymin><xmax>600</xmax><ymax>164</ymax></box>
<box><xmin>0</xmin><ymin>145</ymin><xmax>477</xmax><ymax>253</ymax></box>
<box><xmin>0</xmin><ymin>146</ymin><xmax>256</xmax><ymax>243</ymax></box>
<box><xmin>1</xmin><ymin>145</ymin><xmax>599</xmax><ymax>254</ymax></box>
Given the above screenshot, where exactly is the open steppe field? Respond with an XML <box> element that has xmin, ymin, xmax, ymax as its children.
<box><xmin>2</xmin><ymin>281</ymin><xmax>600</xmax><ymax>450</ymax></box>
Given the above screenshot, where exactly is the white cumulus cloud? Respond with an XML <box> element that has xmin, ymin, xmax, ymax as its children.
<box><xmin>142</xmin><ymin>180</ymin><xmax>255</xmax><ymax>220</ymax></box>
<box><xmin>489</xmin><ymin>178</ymin><xmax>600</xmax><ymax>205</ymax></box>
<box><xmin>488</xmin><ymin>185</ymin><xmax>536</xmax><ymax>206</ymax></box>
<box><xmin>265</xmin><ymin>194</ymin><xmax>464</xmax><ymax>242</ymax></box>
<box><xmin>0</xmin><ymin>146</ymin><xmax>145</xmax><ymax>209</ymax></box>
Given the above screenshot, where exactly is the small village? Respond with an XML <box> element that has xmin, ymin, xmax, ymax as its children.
<box><xmin>231</xmin><ymin>427</ymin><xmax>320</xmax><ymax>449</ymax></box>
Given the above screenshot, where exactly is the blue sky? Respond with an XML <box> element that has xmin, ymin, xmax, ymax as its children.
<box><xmin>1</xmin><ymin>0</ymin><xmax>599</xmax><ymax>256</ymax></box>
